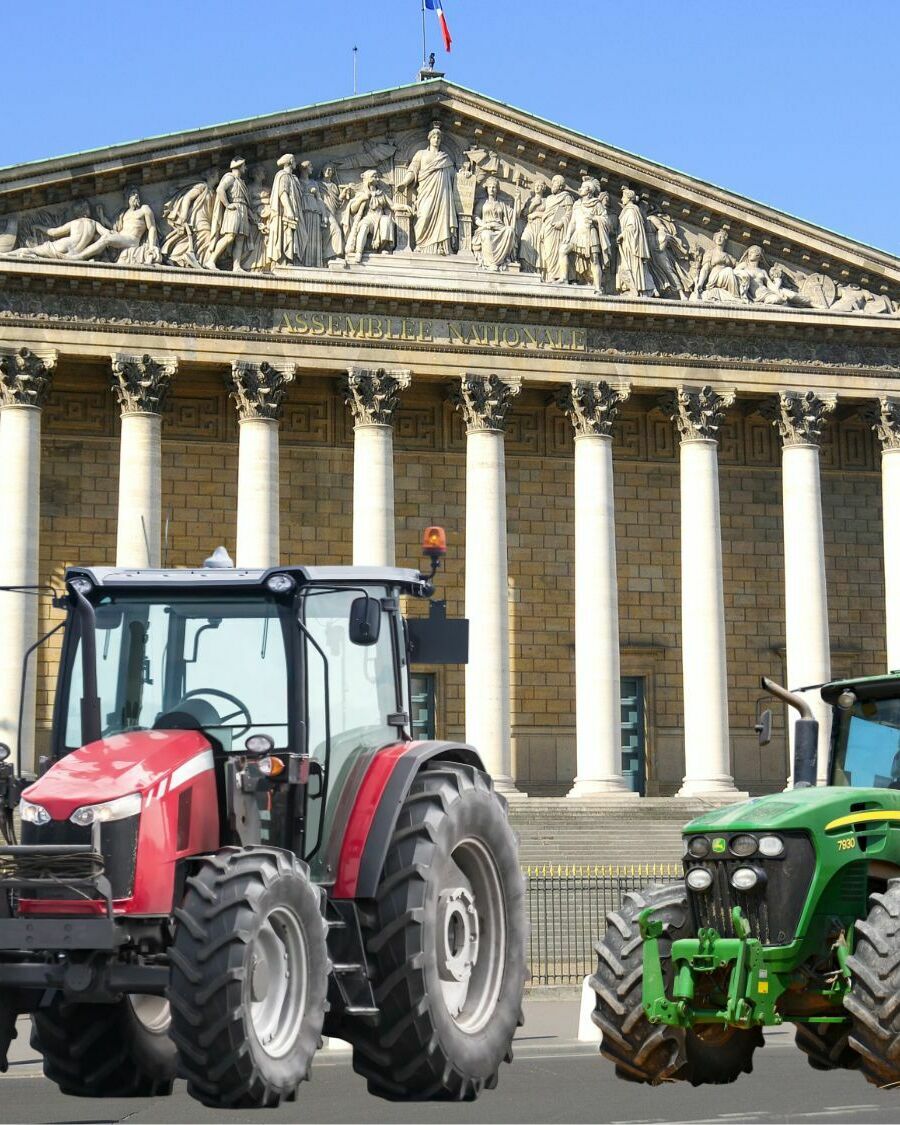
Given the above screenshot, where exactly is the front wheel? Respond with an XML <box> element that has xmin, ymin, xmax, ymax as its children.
<box><xmin>350</xmin><ymin>761</ymin><xmax>527</xmax><ymax>1100</ymax></box>
<box><xmin>591</xmin><ymin>882</ymin><xmax>762</xmax><ymax>1086</ymax></box>
<box><xmin>169</xmin><ymin>846</ymin><xmax>330</xmax><ymax>1109</ymax></box>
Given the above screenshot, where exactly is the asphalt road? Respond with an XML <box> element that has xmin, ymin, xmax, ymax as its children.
<box><xmin>2</xmin><ymin>1004</ymin><xmax>898</xmax><ymax>1124</ymax></box>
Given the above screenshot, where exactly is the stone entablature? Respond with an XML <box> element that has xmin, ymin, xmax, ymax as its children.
<box><xmin>1</xmin><ymin>83</ymin><xmax>898</xmax><ymax>321</ymax></box>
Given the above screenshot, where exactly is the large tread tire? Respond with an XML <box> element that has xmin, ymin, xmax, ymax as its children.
<box><xmin>794</xmin><ymin>1021</ymin><xmax>860</xmax><ymax>1072</ymax></box>
<box><xmin>349</xmin><ymin>762</ymin><xmax>526</xmax><ymax>1101</ymax></box>
<box><xmin>844</xmin><ymin>878</ymin><xmax>900</xmax><ymax>1087</ymax></box>
<box><xmin>31</xmin><ymin>994</ymin><xmax>177</xmax><ymax>1098</ymax></box>
<box><xmin>0</xmin><ymin>991</ymin><xmax>16</xmax><ymax>1073</ymax></box>
<box><xmin>590</xmin><ymin>882</ymin><xmax>762</xmax><ymax>1087</ymax></box>
<box><xmin>169</xmin><ymin>846</ymin><xmax>329</xmax><ymax>1109</ymax></box>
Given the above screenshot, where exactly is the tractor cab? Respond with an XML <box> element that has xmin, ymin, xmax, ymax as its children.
<box><xmin>822</xmin><ymin>673</ymin><xmax>900</xmax><ymax>789</ymax></box>
<box><xmin>40</xmin><ymin>558</ymin><xmax>426</xmax><ymax>880</ymax></box>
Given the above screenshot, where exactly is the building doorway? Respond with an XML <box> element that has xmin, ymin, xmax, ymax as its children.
<box><xmin>620</xmin><ymin>677</ymin><xmax>646</xmax><ymax>795</ymax></box>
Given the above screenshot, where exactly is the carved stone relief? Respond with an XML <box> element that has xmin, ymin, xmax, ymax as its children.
<box><xmin>450</xmin><ymin>373</ymin><xmax>522</xmax><ymax>432</ymax></box>
<box><xmin>765</xmin><ymin>390</ymin><xmax>837</xmax><ymax>446</ymax></box>
<box><xmin>662</xmin><ymin>385</ymin><xmax>736</xmax><ymax>442</ymax></box>
<box><xmin>341</xmin><ymin>367</ymin><xmax>412</xmax><ymax>426</ymax></box>
<box><xmin>0</xmin><ymin>347</ymin><xmax>56</xmax><ymax>408</ymax></box>
<box><xmin>229</xmin><ymin>360</ymin><xmax>296</xmax><ymax>421</ymax></box>
<box><xmin>556</xmin><ymin>379</ymin><xmax>631</xmax><ymax>436</ymax></box>
<box><xmin>867</xmin><ymin>397</ymin><xmax>900</xmax><ymax>450</ymax></box>
<box><xmin>0</xmin><ymin>112</ymin><xmax>894</xmax><ymax>317</ymax></box>
<box><xmin>111</xmin><ymin>353</ymin><xmax>177</xmax><ymax>415</ymax></box>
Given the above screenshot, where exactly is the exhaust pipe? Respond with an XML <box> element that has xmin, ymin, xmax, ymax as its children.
<box><xmin>761</xmin><ymin>676</ymin><xmax>818</xmax><ymax>788</ymax></box>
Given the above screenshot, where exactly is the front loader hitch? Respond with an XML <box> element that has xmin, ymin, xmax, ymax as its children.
<box><xmin>640</xmin><ymin>905</ymin><xmax>783</xmax><ymax>1030</ymax></box>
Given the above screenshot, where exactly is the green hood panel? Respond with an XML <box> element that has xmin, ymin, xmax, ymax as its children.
<box><xmin>684</xmin><ymin>788</ymin><xmax>900</xmax><ymax>834</ymax></box>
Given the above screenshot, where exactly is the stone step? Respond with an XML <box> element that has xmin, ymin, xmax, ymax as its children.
<box><xmin>506</xmin><ymin>796</ymin><xmax>715</xmax><ymax>866</ymax></box>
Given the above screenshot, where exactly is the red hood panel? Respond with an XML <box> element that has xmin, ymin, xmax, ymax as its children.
<box><xmin>23</xmin><ymin>730</ymin><xmax>213</xmax><ymax>819</ymax></box>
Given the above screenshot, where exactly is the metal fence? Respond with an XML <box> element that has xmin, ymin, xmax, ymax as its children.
<box><xmin>524</xmin><ymin>864</ymin><xmax>682</xmax><ymax>986</ymax></box>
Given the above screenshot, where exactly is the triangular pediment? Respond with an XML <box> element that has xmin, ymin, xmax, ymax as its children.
<box><xmin>1</xmin><ymin>80</ymin><xmax>898</xmax><ymax>320</ymax></box>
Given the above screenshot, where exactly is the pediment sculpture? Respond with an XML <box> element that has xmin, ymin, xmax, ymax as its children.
<box><xmin>1</xmin><ymin>121</ymin><xmax>895</xmax><ymax>317</ymax></box>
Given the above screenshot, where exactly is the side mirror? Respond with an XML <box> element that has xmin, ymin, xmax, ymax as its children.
<box><xmin>755</xmin><ymin>708</ymin><xmax>772</xmax><ymax>747</ymax></box>
<box><xmin>349</xmin><ymin>596</ymin><xmax>381</xmax><ymax>646</ymax></box>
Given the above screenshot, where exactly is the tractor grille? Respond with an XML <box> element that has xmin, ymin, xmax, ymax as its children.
<box><xmin>0</xmin><ymin>849</ymin><xmax>104</xmax><ymax>883</ymax></box>
<box><xmin>20</xmin><ymin>816</ymin><xmax>139</xmax><ymax>900</ymax></box>
<box><xmin>685</xmin><ymin>833</ymin><xmax>815</xmax><ymax>945</ymax></box>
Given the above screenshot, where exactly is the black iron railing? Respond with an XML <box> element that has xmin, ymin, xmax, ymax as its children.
<box><xmin>524</xmin><ymin>864</ymin><xmax>682</xmax><ymax>986</ymax></box>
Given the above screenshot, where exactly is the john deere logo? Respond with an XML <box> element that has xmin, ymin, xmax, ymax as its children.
<box><xmin>712</xmin><ymin>838</ymin><xmax>727</xmax><ymax>854</ymax></box>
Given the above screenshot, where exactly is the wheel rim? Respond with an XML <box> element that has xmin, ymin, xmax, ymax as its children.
<box><xmin>129</xmin><ymin>995</ymin><xmax>172</xmax><ymax>1035</ymax></box>
<box><xmin>247</xmin><ymin>905</ymin><xmax>308</xmax><ymax>1059</ymax></box>
<box><xmin>436</xmin><ymin>837</ymin><xmax>506</xmax><ymax>1034</ymax></box>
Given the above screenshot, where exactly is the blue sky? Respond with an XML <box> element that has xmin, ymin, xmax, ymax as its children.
<box><xmin>3</xmin><ymin>1</ymin><xmax>897</xmax><ymax>253</ymax></box>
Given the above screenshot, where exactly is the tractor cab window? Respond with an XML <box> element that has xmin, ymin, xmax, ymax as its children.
<box><xmin>62</xmin><ymin>594</ymin><xmax>290</xmax><ymax>751</ymax></box>
<box><xmin>302</xmin><ymin>588</ymin><xmax>398</xmax><ymax>762</ymax></box>
<box><xmin>832</xmin><ymin>697</ymin><xmax>900</xmax><ymax>788</ymax></box>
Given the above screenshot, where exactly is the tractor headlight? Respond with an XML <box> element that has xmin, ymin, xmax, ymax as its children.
<box><xmin>758</xmin><ymin>835</ymin><xmax>784</xmax><ymax>858</ymax></box>
<box><xmin>729</xmin><ymin>834</ymin><xmax>757</xmax><ymax>858</ymax></box>
<box><xmin>686</xmin><ymin>867</ymin><xmax>713</xmax><ymax>892</ymax></box>
<box><xmin>19</xmin><ymin>798</ymin><xmax>51</xmax><ymax>825</ymax></box>
<box><xmin>266</xmin><ymin>574</ymin><xmax>295</xmax><ymax>594</ymax></box>
<box><xmin>68</xmin><ymin>576</ymin><xmax>93</xmax><ymax>596</ymax></box>
<box><xmin>686</xmin><ymin>835</ymin><xmax>710</xmax><ymax>858</ymax></box>
<box><xmin>70</xmin><ymin>792</ymin><xmax>141</xmax><ymax>827</ymax></box>
<box><xmin>730</xmin><ymin>866</ymin><xmax>762</xmax><ymax>892</ymax></box>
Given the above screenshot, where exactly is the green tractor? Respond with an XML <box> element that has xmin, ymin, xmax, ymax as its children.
<box><xmin>592</xmin><ymin>673</ymin><xmax>900</xmax><ymax>1088</ymax></box>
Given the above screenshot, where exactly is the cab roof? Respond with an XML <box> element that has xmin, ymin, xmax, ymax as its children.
<box><xmin>821</xmin><ymin>672</ymin><xmax>900</xmax><ymax>704</ymax></box>
<box><xmin>66</xmin><ymin>564</ymin><xmax>430</xmax><ymax>596</ymax></box>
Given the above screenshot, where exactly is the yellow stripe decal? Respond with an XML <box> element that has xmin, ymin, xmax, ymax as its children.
<box><xmin>825</xmin><ymin>810</ymin><xmax>900</xmax><ymax>832</ymax></box>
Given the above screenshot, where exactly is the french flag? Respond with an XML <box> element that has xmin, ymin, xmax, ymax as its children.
<box><xmin>425</xmin><ymin>0</ymin><xmax>452</xmax><ymax>53</ymax></box>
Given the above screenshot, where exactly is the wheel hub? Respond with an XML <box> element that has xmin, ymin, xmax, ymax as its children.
<box><xmin>438</xmin><ymin>887</ymin><xmax>479</xmax><ymax>1005</ymax></box>
<box><xmin>248</xmin><ymin>906</ymin><xmax>308</xmax><ymax>1058</ymax></box>
<box><xmin>435</xmin><ymin>838</ymin><xmax>507</xmax><ymax>1034</ymax></box>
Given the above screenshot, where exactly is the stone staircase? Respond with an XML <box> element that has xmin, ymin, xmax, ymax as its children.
<box><xmin>507</xmin><ymin>797</ymin><xmax>740</xmax><ymax>868</ymax></box>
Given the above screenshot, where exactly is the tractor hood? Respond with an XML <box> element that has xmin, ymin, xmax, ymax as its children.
<box><xmin>21</xmin><ymin>729</ymin><xmax>214</xmax><ymax>821</ymax></box>
<box><xmin>683</xmin><ymin>786</ymin><xmax>900</xmax><ymax>836</ymax></box>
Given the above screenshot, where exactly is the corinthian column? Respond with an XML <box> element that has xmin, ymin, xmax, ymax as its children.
<box><xmin>871</xmin><ymin>399</ymin><xmax>900</xmax><ymax>671</ymax></box>
<box><xmin>0</xmin><ymin>348</ymin><xmax>56</xmax><ymax>768</ymax></box>
<box><xmin>228</xmin><ymin>360</ymin><xmax>295</xmax><ymax>568</ymax></box>
<box><xmin>772</xmin><ymin>390</ymin><xmax>836</xmax><ymax>783</ymax></box>
<box><xmin>666</xmin><ymin>385</ymin><xmax>742</xmax><ymax>797</ymax></box>
<box><xmin>111</xmin><ymin>353</ymin><xmax>177</xmax><ymax>567</ymax></box>
<box><xmin>452</xmin><ymin>374</ymin><xmax>521</xmax><ymax>793</ymax></box>
<box><xmin>342</xmin><ymin>366</ymin><xmax>411</xmax><ymax>567</ymax></box>
<box><xmin>557</xmin><ymin>380</ymin><xmax>636</xmax><ymax>798</ymax></box>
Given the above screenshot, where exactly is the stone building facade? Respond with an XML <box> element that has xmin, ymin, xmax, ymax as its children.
<box><xmin>0</xmin><ymin>81</ymin><xmax>898</xmax><ymax>797</ymax></box>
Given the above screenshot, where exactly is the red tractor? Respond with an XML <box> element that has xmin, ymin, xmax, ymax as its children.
<box><xmin>0</xmin><ymin>530</ymin><xmax>526</xmax><ymax>1108</ymax></box>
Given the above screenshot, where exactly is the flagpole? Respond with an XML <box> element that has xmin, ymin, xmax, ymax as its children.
<box><xmin>421</xmin><ymin>0</ymin><xmax>427</xmax><ymax>67</ymax></box>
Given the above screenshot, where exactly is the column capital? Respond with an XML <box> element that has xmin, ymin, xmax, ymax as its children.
<box><xmin>765</xmin><ymin>390</ymin><xmax>837</xmax><ymax>446</ymax></box>
<box><xmin>0</xmin><ymin>347</ymin><xmax>56</xmax><ymax>409</ymax></box>
<box><xmin>228</xmin><ymin>359</ymin><xmax>296</xmax><ymax>421</ymax></box>
<box><xmin>661</xmin><ymin>384</ymin><xmax>735</xmax><ymax>442</ymax></box>
<box><xmin>450</xmin><ymin>373</ymin><xmax>522</xmax><ymax>433</ymax></box>
<box><xmin>556</xmin><ymin>379</ymin><xmax>631</xmax><ymax>437</ymax></box>
<box><xmin>111</xmin><ymin>353</ymin><xmax>177</xmax><ymax>415</ymax></box>
<box><xmin>868</xmin><ymin>397</ymin><xmax>900</xmax><ymax>451</ymax></box>
<box><xmin>341</xmin><ymin>366</ymin><xmax>411</xmax><ymax>426</ymax></box>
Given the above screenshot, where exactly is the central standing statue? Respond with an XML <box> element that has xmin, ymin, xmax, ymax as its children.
<box><xmin>400</xmin><ymin>123</ymin><xmax>458</xmax><ymax>254</ymax></box>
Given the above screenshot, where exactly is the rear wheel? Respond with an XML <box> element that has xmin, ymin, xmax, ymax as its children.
<box><xmin>794</xmin><ymin>1020</ymin><xmax>859</xmax><ymax>1072</ymax></box>
<box><xmin>169</xmin><ymin>846</ymin><xmax>329</xmax><ymax>1109</ymax></box>
<box><xmin>350</xmin><ymin>762</ymin><xmax>526</xmax><ymax>1101</ymax></box>
<box><xmin>844</xmin><ymin>879</ymin><xmax>900</xmax><ymax>1086</ymax></box>
<box><xmin>591</xmin><ymin>882</ymin><xmax>762</xmax><ymax>1086</ymax></box>
<box><xmin>31</xmin><ymin>993</ymin><xmax>177</xmax><ymax>1097</ymax></box>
